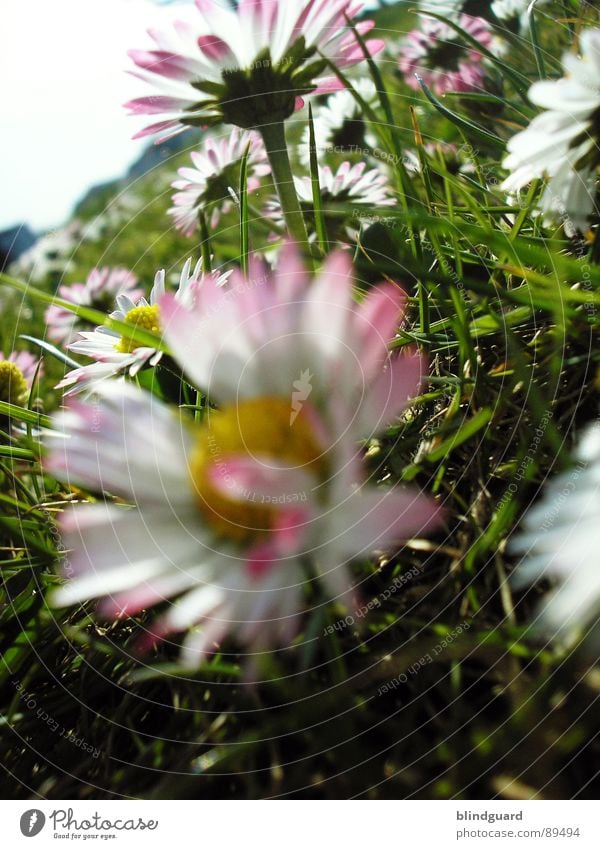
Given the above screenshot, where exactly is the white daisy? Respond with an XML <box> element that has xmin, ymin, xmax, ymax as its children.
<box><xmin>57</xmin><ymin>259</ymin><xmax>229</xmax><ymax>396</ymax></box>
<box><xmin>298</xmin><ymin>79</ymin><xmax>380</xmax><ymax>167</ymax></box>
<box><xmin>511</xmin><ymin>421</ymin><xmax>600</xmax><ymax>645</ymax></box>
<box><xmin>169</xmin><ymin>128</ymin><xmax>270</xmax><ymax>234</ymax></box>
<box><xmin>418</xmin><ymin>0</ymin><xmax>464</xmax><ymax>20</ymax></box>
<box><xmin>10</xmin><ymin>222</ymin><xmax>82</xmax><ymax>283</ymax></box>
<box><xmin>45</xmin><ymin>267</ymin><xmax>142</xmax><ymax>346</ymax></box>
<box><xmin>266</xmin><ymin>160</ymin><xmax>396</xmax><ymax>240</ymax></box>
<box><xmin>502</xmin><ymin>28</ymin><xmax>600</xmax><ymax>233</ymax></box>
<box><xmin>492</xmin><ymin>0</ymin><xmax>550</xmax><ymax>31</ymax></box>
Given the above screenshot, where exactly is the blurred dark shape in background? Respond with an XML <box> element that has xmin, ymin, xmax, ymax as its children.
<box><xmin>0</xmin><ymin>224</ymin><xmax>36</xmax><ymax>272</ymax></box>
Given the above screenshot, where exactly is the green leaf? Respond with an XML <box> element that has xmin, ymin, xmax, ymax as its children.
<box><xmin>469</xmin><ymin>306</ymin><xmax>533</xmax><ymax>336</ymax></box>
<box><xmin>20</xmin><ymin>335</ymin><xmax>81</xmax><ymax>370</ymax></box>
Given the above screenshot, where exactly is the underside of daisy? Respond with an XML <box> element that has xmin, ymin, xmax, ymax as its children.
<box><xmin>398</xmin><ymin>14</ymin><xmax>492</xmax><ymax>95</ymax></box>
<box><xmin>170</xmin><ymin>128</ymin><xmax>270</xmax><ymax>233</ymax></box>
<box><xmin>126</xmin><ymin>0</ymin><xmax>384</xmax><ymax>138</ymax></box>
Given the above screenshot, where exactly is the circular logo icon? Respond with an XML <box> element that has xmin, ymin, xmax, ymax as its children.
<box><xmin>19</xmin><ymin>810</ymin><xmax>46</xmax><ymax>837</ymax></box>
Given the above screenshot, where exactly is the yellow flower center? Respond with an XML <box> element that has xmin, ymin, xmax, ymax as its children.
<box><xmin>116</xmin><ymin>304</ymin><xmax>161</xmax><ymax>354</ymax></box>
<box><xmin>0</xmin><ymin>362</ymin><xmax>29</xmax><ymax>405</ymax></box>
<box><xmin>189</xmin><ymin>397</ymin><xmax>327</xmax><ymax>543</ymax></box>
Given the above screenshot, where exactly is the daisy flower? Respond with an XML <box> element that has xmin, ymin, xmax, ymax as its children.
<box><xmin>298</xmin><ymin>78</ymin><xmax>380</xmax><ymax>167</ymax></box>
<box><xmin>491</xmin><ymin>0</ymin><xmax>550</xmax><ymax>32</ymax></box>
<box><xmin>10</xmin><ymin>222</ymin><xmax>81</xmax><ymax>284</ymax></box>
<box><xmin>57</xmin><ymin>259</ymin><xmax>229</xmax><ymax>396</ymax></box>
<box><xmin>169</xmin><ymin>128</ymin><xmax>270</xmax><ymax>234</ymax></box>
<box><xmin>398</xmin><ymin>14</ymin><xmax>493</xmax><ymax>95</ymax></box>
<box><xmin>502</xmin><ymin>28</ymin><xmax>600</xmax><ymax>234</ymax></box>
<box><xmin>125</xmin><ymin>0</ymin><xmax>384</xmax><ymax>139</ymax></box>
<box><xmin>0</xmin><ymin>351</ymin><xmax>42</xmax><ymax>406</ymax></box>
<box><xmin>265</xmin><ymin>161</ymin><xmax>396</xmax><ymax>241</ymax></box>
<box><xmin>86</xmin><ymin>193</ymin><xmax>145</xmax><ymax>241</ymax></box>
<box><xmin>418</xmin><ymin>0</ymin><xmax>463</xmax><ymax>20</ymax></box>
<box><xmin>45</xmin><ymin>267</ymin><xmax>142</xmax><ymax>346</ymax></box>
<box><xmin>511</xmin><ymin>422</ymin><xmax>600</xmax><ymax>645</ymax></box>
<box><xmin>47</xmin><ymin>244</ymin><xmax>442</xmax><ymax>669</ymax></box>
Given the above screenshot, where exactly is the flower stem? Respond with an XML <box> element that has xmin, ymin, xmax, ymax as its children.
<box><xmin>259</xmin><ymin>120</ymin><xmax>308</xmax><ymax>246</ymax></box>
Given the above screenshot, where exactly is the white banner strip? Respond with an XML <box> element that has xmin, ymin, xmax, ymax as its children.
<box><xmin>0</xmin><ymin>800</ymin><xmax>598</xmax><ymax>847</ymax></box>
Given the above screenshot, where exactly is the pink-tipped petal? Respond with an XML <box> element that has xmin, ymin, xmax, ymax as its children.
<box><xmin>206</xmin><ymin>454</ymin><xmax>316</xmax><ymax>508</ymax></box>
<box><xmin>357</xmin><ymin>349</ymin><xmax>426</xmax><ymax>438</ymax></box>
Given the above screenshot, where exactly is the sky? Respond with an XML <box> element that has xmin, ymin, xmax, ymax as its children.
<box><xmin>1</xmin><ymin>0</ymin><xmax>199</xmax><ymax>233</ymax></box>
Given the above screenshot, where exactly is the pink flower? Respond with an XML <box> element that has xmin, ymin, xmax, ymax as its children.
<box><xmin>47</xmin><ymin>244</ymin><xmax>442</xmax><ymax>670</ymax></box>
<box><xmin>169</xmin><ymin>128</ymin><xmax>270</xmax><ymax>234</ymax></box>
<box><xmin>125</xmin><ymin>0</ymin><xmax>384</xmax><ymax>139</ymax></box>
<box><xmin>45</xmin><ymin>267</ymin><xmax>142</xmax><ymax>346</ymax></box>
<box><xmin>398</xmin><ymin>14</ymin><xmax>492</xmax><ymax>96</ymax></box>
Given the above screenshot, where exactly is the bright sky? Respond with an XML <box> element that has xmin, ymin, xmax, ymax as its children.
<box><xmin>1</xmin><ymin>0</ymin><xmax>198</xmax><ymax>233</ymax></box>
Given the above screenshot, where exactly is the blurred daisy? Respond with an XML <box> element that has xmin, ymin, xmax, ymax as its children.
<box><xmin>0</xmin><ymin>351</ymin><xmax>42</xmax><ymax>405</ymax></box>
<box><xmin>418</xmin><ymin>0</ymin><xmax>463</xmax><ymax>19</ymax></box>
<box><xmin>9</xmin><ymin>222</ymin><xmax>82</xmax><ymax>284</ymax></box>
<box><xmin>169</xmin><ymin>128</ymin><xmax>270</xmax><ymax>234</ymax></box>
<box><xmin>502</xmin><ymin>28</ymin><xmax>600</xmax><ymax>233</ymax></box>
<box><xmin>45</xmin><ymin>267</ymin><xmax>142</xmax><ymax>346</ymax></box>
<box><xmin>299</xmin><ymin>79</ymin><xmax>380</xmax><ymax>167</ymax></box>
<box><xmin>398</xmin><ymin>14</ymin><xmax>493</xmax><ymax>95</ymax></box>
<box><xmin>511</xmin><ymin>422</ymin><xmax>600</xmax><ymax>645</ymax></box>
<box><xmin>47</xmin><ymin>244</ymin><xmax>442</xmax><ymax>669</ymax></box>
<box><xmin>87</xmin><ymin>193</ymin><xmax>145</xmax><ymax>240</ymax></box>
<box><xmin>492</xmin><ymin>0</ymin><xmax>550</xmax><ymax>32</ymax></box>
<box><xmin>126</xmin><ymin>0</ymin><xmax>384</xmax><ymax>140</ymax></box>
<box><xmin>266</xmin><ymin>161</ymin><xmax>396</xmax><ymax>241</ymax></box>
<box><xmin>57</xmin><ymin>259</ymin><xmax>229</xmax><ymax>396</ymax></box>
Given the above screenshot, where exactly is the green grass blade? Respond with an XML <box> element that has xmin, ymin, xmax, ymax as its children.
<box><xmin>308</xmin><ymin>104</ymin><xmax>329</xmax><ymax>255</ymax></box>
<box><xmin>528</xmin><ymin>6</ymin><xmax>546</xmax><ymax>78</ymax></box>
<box><xmin>0</xmin><ymin>272</ymin><xmax>168</xmax><ymax>353</ymax></box>
<box><xmin>0</xmin><ymin>401</ymin><xmax>51</xmax><ymax>429</ymax></box>
<box><xmin>20</xmin><ymin>335</ymin><xmax>82</xmax><ymax>370</ymax></box>
<box><xmin>0</xmin><ymin>445</ymin><xmax>39</xmax><ymax>461</ymax></box>
<box><xmin>423</xmin><ymin>11</ymin><xmax>532</xmax><ymax>100</ymax></box>
<box><xmin>417</xmin><ymin>79</ymin><xmax>504</xmax><ymax>148</ymax></box>
<box><xmin>239</xmin><ymin>141</ymin><xmax>251</xmax><ymax>275</ymax></box>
